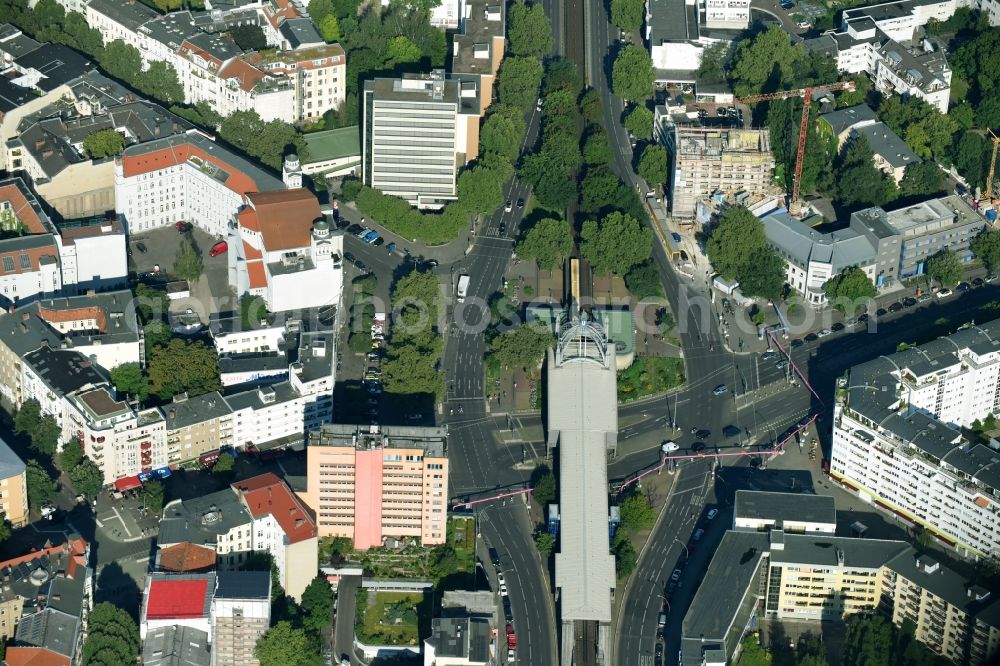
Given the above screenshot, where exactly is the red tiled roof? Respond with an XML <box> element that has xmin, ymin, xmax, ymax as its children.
<box><xmin>246</xmin><ymin>260</ymin><xmax>268</xmax><ymax>290</ymax></box>
<box><xmin>0</xmin><ymin>183</ymin><xmax>49</xmax><ymax>234</ymax></box>
<box><xmin>244</xmin><ymin>189</ymin><xmax>322</xmax><ymax>252</ymax></box>
<box><xmin>219</xmin><ymin>59</ymin><xmax>266</xmax><ymax>93</ymax></box>
<box><xmin>4</xmin><ymin>647</ymin><xmax>70</xmax><ymax>666</ymax></box>
<box><xmin>36</xmin><ymin>305</ymin><xmax>107</xmax><ymax>331</ymax></box>
<box><xmin>242</xmin><ymin>240</ymin><xmax>262</xmax><ymax>260</ymax></box>
<box><xmin>158</xmin><ymin>542</ymin><xmax>217</xmax><ymax>573</ymax></box>
<box><xmin>0</xmin><ymin>537</ymin><xmax>87</xmax><ymax>572</ymax></box>
<box><xmin>237</xmin><ymin>207</ymin><xmax>259</xmax><ymax>233</ymax></box>
<box><xmin>178</xmin><ymin>40</ymin><xmax>222</xmax><ymax>69</ymax></box>
<box><xmin>121</xmin><ymin>144</ymin><xmax>259</xmax><ymax>196</ymax></box>
<box><xmin>0</xmin><ymin>243</ymin><xmax>59</xmax><ymax>275</ymax></box>
<box><xmin>146</xmin><ymin>579</ymin><xmax>210</xmax><ymax>619</ymax></box>
<box><xmin>233</xmin><ymin>473</ymin><xmax>317</xmax><ymax>544</ymax></box>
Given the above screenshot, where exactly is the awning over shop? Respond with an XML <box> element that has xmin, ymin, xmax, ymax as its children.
<box><xmin>114</xmin><ymin>476</ymin><xmax>142</xmax><ymax>492</ymax></box>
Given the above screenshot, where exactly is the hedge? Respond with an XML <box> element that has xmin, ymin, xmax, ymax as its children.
<box><xmin>354</xmin><ymin>187</ymin><xmax>471</xmax><ymax>245</ymax></box>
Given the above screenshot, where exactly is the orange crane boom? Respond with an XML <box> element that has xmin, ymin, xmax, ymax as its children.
<box><xmin>739</xmin><ymin>81</ymin><xmax>855</xmax><ymax>209</ymax></box>
<box><xmin>985</xmin><ymin>129</ymin><xmax>1000</xmax><ymax>203</ymax></box>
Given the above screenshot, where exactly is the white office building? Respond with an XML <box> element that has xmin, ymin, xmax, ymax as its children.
<box><xmin>831</xmin><ymin>320</ymin><xmax>1000</xmax><ymax>558</ymax></box>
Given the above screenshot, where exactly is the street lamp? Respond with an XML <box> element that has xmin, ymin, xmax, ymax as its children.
<box><xmin>674</xmin><ymin>537</ymin><xmax>689</xmax><ymax>559</ymax></box>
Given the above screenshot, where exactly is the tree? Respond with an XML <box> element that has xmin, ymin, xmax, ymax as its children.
<box><xmin>14</xmin><ymin>399</ymin><xmax>41</xmax><ymax>438</ymax></box>
<box><xmin>580</xmin><ymin>166</ymin><xmax>623</xmax><ymax>214</ymax></box>
<box><xmin>26</xmin><ymin>460</ymin><xmax>56</xmax><ymax>510</ymax></box>
<box><xmin>696</xmin><ymin>42</ymin><xmax>729</xmax><ymax>84</ymax></box>
<box><xmin>535</xmin><ymin>531</ymin><xmax>555</xmax><ymax>558</ymax></box>
<box><xmin>530</xmin><ymin>466</ymin><xmax>556</xmax><ymax>506</ymax></box>
<box><xmin>83</xmin><ymin>603</ymin><xmax>140</xmax><ymax>666</ymax></box>
<box><xmin>824</xmin><ymin>267</ymin><xmax>876</xmax><ymax>314</ymax></box>
<box><xmin>386</xmin><ymin>35</ymin><xmax>422</xmax><ymax>65</ymax></box>
<box><xmin>580</xmin><ymin>212</ymin><xmax>652</xmax><ymax>275</ymax></box>
<box><xmin>480</xmin><ymin>105</ymin><xmax>525</xmax><ymax>163</ymax></box>
<box><xmin>624</xmin><ymin>106</ymin><xmax>653</xmax><ymax>140</ymax></box>
<box><xmin>519</xmin><ymin>153</ymin><xmax>577</xmax><ymax>210</ymax></box>
<box><xmin>219</xmin><ymin>110</ymin><xmax>307</xmax><ymax>171</ymax></box>
<box><xmin>611</xmin><ymin>0</ymin><xmax>644</xmax><ymax>32</ymax></box>
<box><xmin>497</xmin><ymin>57</ymin><xmax>544</xmax><ymax>112</ymax></box>
<box><xmin>619</xmin><ymin>491</ymin><xmax>655</xmax><ymax>529</ymax></box>
<box><xmin>312</xmin><ymin>13</ymin><xmax>339</xmax><ymax>42</ymax></box>
<box><xmin>899</xmin><ymin>161</ymin><xmax>946</xmax><ymax>200</ymax></box>
<box><xmin>110</xmin><ymin>363</ymin><xmax>149</xmax><ymax>403</ymax></box>
<box><xmin>299</xmin><ymin>577</ymin><xmax>334</xmax><ymax>636</ymax></box>
<box><xmin>173</xmin><ymin>238</ymin><xmax>203</xmax><ymax>283</ymax></box>
<box><xmin>489</xmin><ymin>323</ymin><xmax>553</xmax><ymax>371</ymax></box>
<box><xmin>951</xmin><ymin>131</ymin><xmax>990</xmax><ymax>190</ymax></box>
<box><xmin>739</xmin><ymin>248</ymin><xmax>786</xmax><ymax>302</ymax></box>
<box><xmin>612</xmin><ymin>44</ymin><xmax>654</xmax><ymax>101</ymax></box>
<box><xmin>614</xmin><ymin>537</ymin><xmax>637</xmax><ymax>577</ymax></box>
<box><xmin>582</xmin><ymin>127</ymin><xmax>611</xmax><ymax>165</ymax></box>
<box><xmin>83</xmin><ymin>129</ymin><xmax>124</xmax><ymax>159</ymax></box>
<box><xmin>69</xmin><ymin>460</ymin><xmax>103</xmax><ymax>500</ymax></box>
<box><xmin>307</xmin><ymin>0</ymin><xmax>335</xmax><ymax>23</ymax></box>
<box><xmin>147</xmin><ymin>339</ymin><xmax>222</xmax><ymax>400</ymax></box>
<box><xmin>141</xmin><ymin>479</ymin><xmax>166</xmax><ymax>515</ymax></box>
<box><xmin>836</xmin><ymin>135</ymin><xmax>898</xmax><ymax>209</ymax></box>
<box><xmin>30</xmin><ymin>416</ymin><xmax>60</xmax><ymax>456</ymax></box>
<box><xmin>625</xmin><ymin>261</ymin><xmax>664</xmax><ymax>301</ymax></box>
<box><xmin>230</xmin><ymin>24</ymin><xmax>266</xmax><ymax>50</ymax></box>
<box><xmin>98</xmin><ymin>40</ymin><xmax>143</xmax><ymax>86</ymax></box>
<box><xmin>579</xmin><ymin>88</ymin><xmax>603</xmax><ymax>124</ymax></box>
<box><xmin>516</xmin><ymin>217</ymin><xmax>572</xmax><ymax>270</ymax></box>
<box><xmin>508</xmin><ymin>1</ymin><xmax>553</xmax><ymax>58</ymax></box>
<box><xmin>58</xmin><ymin>439</ymin><xmax>84</xmax><ymax>473</ymax></box>
<box><xmin>926</xmin><ymin>249</ymin><xmax>962</xmax><ymax>288</ymax></box>
<box><xmin>972</xmin><ymin>229</ymin><xmax>1000</xmax><ymax>274</ymax></box>
<box><xmin>841</xmin><ymin>615</ymin><xmax>893</xmax><ymax>666</ymax></box>
<box><xmin>731</xmin><ymin>26</ymin><xmax>805</xmax><ymax>96</ymax></box>
<box><xmin>706</xmin><ymin>207</ymin><xmax>786</xmax><ymax>301</ymax></box>
<box><xmin>458</xmin><ymin>166</ymin><xmax>503</xmax><ymax>214</ymax></box>
<box><xmin>543</xmin><ymin>57</ymin><xmax>579</xmax><ymax>95</ymax></box>
<box><xmin>637</xmin><ymin>144</ymin><xmax>668</xmax><ymax>186</ymax></box>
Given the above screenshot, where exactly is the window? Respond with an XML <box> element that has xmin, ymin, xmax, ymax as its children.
<box><xmin>18</xmin><ymin>254</ymin><xmax>29</xmax><ymax>270</ymax></box>
<box><xmin>1</xmin><ymin>257</ymin><xmax>12</xmax><ymax>272</ymax></box>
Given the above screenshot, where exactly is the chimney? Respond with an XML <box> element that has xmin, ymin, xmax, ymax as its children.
<box><xmin>22</xmin><ymin>313</ymin><xmax>29</xmax><ymax>321</ymax></box>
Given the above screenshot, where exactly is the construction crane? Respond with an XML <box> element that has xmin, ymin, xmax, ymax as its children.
<box><xmin>984</xmin><ymin>129</ymin><xmax>1000</xmax><ymax>203</ymax></box>
<box><xmin>739</xmin><ymin>81</ymin><xmax>855</xmax><ymax>212</ymax></box>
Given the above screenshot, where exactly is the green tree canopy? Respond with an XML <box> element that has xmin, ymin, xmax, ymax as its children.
<box><xmin>612</xmin><ymin>44</ymin><xmax>654</xmax><ymax>101</ymax></box>
<box><xmin>488</xmin><ymin>323</ymin><xmax>553</xmax><ymax>371</ymax></box>
<box><xmin>836</xmin><ymin>135</ymin><xmax>898</xmax><ymax>210</ymax></box>
<box><xmin>580</xmin><ymin>212</ymin><xmax>653</xmax><ymax>276</ymax></box>
<box><xmin>535</xmin><ymin>531</ymin><xmax>556</xmax><ymax>558</ymax></box>
<box><xmin>638</xmin><ymin>144</ymin><xmax>668</xmax><ymax>186</ymax></box>
<box><xmin>173</xmin><ymin>238</ymin><xmax>203</xmax><ymax>283</ymax></box>
<box><xmin>29</xmin><ymin>416</ymin><xmax>60</xmax><ymax>456</ymax></box>
<box><xmin>26</xmin><ymin>460</ymin><xmax>56</xmax><ymax>510</ymax></box>
<box><xmin>83</xmin><ymin>129</ymin><xmax>124</xmax><ymax>159</ymax></box>
<box><xmin>582</xmin><ymin>127</ymin><xmax>612</xmax><ymax>165</ymax></box>
<box><xmin>823</xmin><ymin>267</ymin><xmax>876</xmax><ymax>314</ymax></box>
<box><xmin>611</xmin><ymin>0</ymin><xmax>645</xmax><ymax>32</ymax></box>
<box><xmin>624</xmin><ymin>260</ymin><xmax>664</xmax><ymax>301</ymax></box>
<box><xmin>58</xmin><ymin>439</ymin><xmax>84</xmax><ymax>473</ymax></box>
<box><xmin>619</xmin><ymin>491</ymin><xmax>655</xmax><ymax>529</ymax></box>
<box><xmin>972</xmin><ymin>229</ymin><xmax>1000</xmax><ymax>274</ymax></box>
<box><xmin>530</xmin><ymin>466</ymin><xmax>556</xmax><ymax>506</ymax></box>
<box><xmin>212</xmin><ymin>453</ymin><xmax>235</xmax><ymax>474</ymax></box>
<box><xmin>319</xmin><ymin>14</ymin><xmax>341</xmax><ymax>42</ymax></box>
<box><xmin>520</xmin><ymin>153</ymin><xmax>577</xmax><ymax>210</ymax></box>
<box><xmin>508</xmin><ymin>1</ymin><xmax>553</xmax><ymax>57</ymax></box>
<box><xmin>706</xmin><ymin>207</ymin><xmax>786</xmax><ymax>301</ymax></box>
<box><xmin>82</xmin><ymin>603</ymin><xmax>140</xmax><ymax>666</ymax></box>
<box><xmin>69</xmin><ymin>460</ymin><xmax>103</xmax><ymax>500</ymax></box>
<box><xmin>14</xmin><ymin>399</ymin><xmax>41</xmax><ymax>438</ymax></box>
<box><xmin>899</xmin><ymin>161</ymin><xmax>947</xmax><ymax>200</ymax></box>
<box><xmin>543</xmin><ymin>57</ymin><xmax>580</xmax><ymax>95</ymax></box>
<box><xmin>624</xmin><ymin>106</ymin><xmax>653</xmax><ymax>140</ymax></box>
<box><xmin>696</xmin><ymin>42</ymin><xmax>730</xmax><ymax>84</ymax></box>
<box><xmin>516</xmin><ymin>217</ymin><xmax>572</xmax><ymax>270</ymax></box>
<box><xmin>580</xmin><ymin>165</ymin><xmax>623</xmax><ymax>214</ymax></box>
<box><xmin>579</xmin><ymin>87</ymin><xmax>603</xmax><ymax>124</ymax></box>
<box><xmin>457</xmin><ymin>165</ymin><xmax>503</xmax><ymax>214</ymax></box>
<box><xmin>926</xmin><ymin>249</ymin><xmax>962</xmax><ymax>288</ymax></box>
<box><xmin>254</xmin><ymin>621</ymin><xmax>321</xmax><ymax>666</ymax></box>
<box><xmin>299</xmin><ymin>576</ymin><xmax>334</xmax><ymax>636</ymax></box>
<box><xmin>147</xmin><ymin>338</ymin><xmax>222</xmax><ymax>400</ymax></box>
<box><xmin>614</xmin><ymin>537</ymin><xmax>637</xmax><ymax>577</ymax></box>
<box><xmin>142</xmin><ymin>479</ymin><xmax>166</xmax><ymax>515</ymax></box>
<box><xmin>480</xmin><ymin>105</ymin><xmax>526</xmax><ymax>163</ymax></box>
<box><xmin>497</xmin><ymin>56</ymin><xmax>544</xmax><ymax>112</ymax></box>
<box><xmin>230</xmin><ymin>24</ymin><xmax>267</xmax><ymax>50</ymax></box>
<box><xmin>110</xmin><ymin>363</ymin><xmax>150</xmax><ymax>403</ymax></box>
<box><xmin>731</xmin><ymin>26</ymin><xmax>807</xmax><ymax>96</ymax></box>
<box><xmin>219</xmin><ymin>110</ymin><xmax>307</xmax><ymax>171</ymax></box>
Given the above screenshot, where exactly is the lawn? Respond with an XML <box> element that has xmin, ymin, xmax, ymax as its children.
<box><xmin>617</xmin><ymin>356</ymin><xmax>685</xmax><ymax>402</ymax></box>
<box><xmin>355</xmin><ymin>589</ymin><xmax>427</xmax><ymax>646</ymax></box>
<box><xmin>448</xmin><ymin>515</ymin><xmax>476</xmax><ymax>573</ymax></box>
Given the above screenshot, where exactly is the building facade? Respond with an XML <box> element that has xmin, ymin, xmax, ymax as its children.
<box><xmin>164</xmin><ymin>392</ymin><xmax>234</xmax><ymax>467</ymax></box>
<box><xmin>0</xmin><ymin>434</ymin><xmax>27</xmax><ymax>527</ymax></box>
<box><xmin>210</xmin><ymin>571</ymin><xmax>271</xmax><ymax>666</ymax></box>
<box><xmin>304</xmin><ymin>424</ymin><xmax>450</xmax><ymax>548</ymax></box>
<box><xmin>362</xmin><ymin>70</ymin><xmax>481</xmax><ymax>209</ymax></box>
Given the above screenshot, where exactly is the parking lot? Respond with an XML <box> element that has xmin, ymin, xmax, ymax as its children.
<box><xmin>129</xmin><ymin>225</ymin><xmax>235</xmax><ymax>320</ymax></box>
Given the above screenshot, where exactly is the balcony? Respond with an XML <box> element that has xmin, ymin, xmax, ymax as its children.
<box><xmin>140</xmin><ymin>441</ymin><xmax>152</xmax><ymax>450</ymax></box>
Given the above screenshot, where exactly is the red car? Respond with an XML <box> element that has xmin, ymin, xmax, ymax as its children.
<box><xmin>175</xmin><ymin>221</ymin><xmax>192</xmax><ymax>232</ymax></box>
<box><xmin>209</xmin><ymin>240</ymin><xmax>228</xmax><ymax>257</ymax></box>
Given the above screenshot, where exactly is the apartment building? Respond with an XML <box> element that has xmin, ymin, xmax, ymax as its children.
<box><xmin>681</xmin><ymin>492</ymin><xmax>1000</xmax><ymax>666</ymax></box>
<box><xmin>142</xmin><ymin>624</ymin><xmax>211</xmax><ymax>666</ymax></box>
<box><xmin>115</xmin><ymin>130</ymin><xmax>286</xmax><ymax>237</ymax></box>
<box><xmin>0</xmin><ymin>290</ymin><xmax>142</xmax><ymax>409</ymax></box>
<box><xmin>0</xmin><ymin>537</ymin><xmax>91</xmax><ymax>665</ymax></box>
<box><xmin>450</xmin><ymin>0</ymin><xmax>506</xmax><ymax>115</ymax></box>
<box><xmin>667</xmin><ymin>127</ymin><xmax>775</xmax><ymax>220</ymax></box>
<box><xmin>304</xmin><ymin>424</ymin><xmax>450</xmax><ymax>549</ymax></box>
<box><xmin>164</xmin><ymin>392</ymin><xmax>234</xmax><ymax>467</ymax></box>
<box><xmin>820</xmin><ymin>105</ymin><xmax>920</xmax><ymax>184</ymax></box>
<box><xmin>21</xmin><ymin>346</ymin><xmax>105</xmax><ymax>430</ymax></box>
<box><xmin>831</xmin><ymin>319</ymin><xmax>1000</xmax><ymax>558</ymax></box>
<box><xmin>362</xmin><ymin>70</ymin><xmax>481</xmax><ymax>209</ymax></box>
<box><xmin>140</xmin><ymin>572</ymin><xmax>217</xmax><ymax>641</ymax></box>
<box><xmin>63</xmin><ymin>385</ymin><xmax>168</xmax><ymax>484</ymax></box>
<box><xmin>883</xmin><ymin>194</ymin><xmax>985</xmax><ymax>279</ymax></box>
<box><xmin>764</xmin><ymin>211</ymin><xmax>879</xmax><ymax>307</ymax></box>
<box><xmin>56</xmin><ymin>214</ymin><xmax>128</xmax><ymax>294</ymax></box>
<box><xmin>704</xmin><ymin>0</ymin><xmax>752</xmax><ymax>29</ymax></box>
<box><xmin>246</xmin><ymin>44</ymin><xmax>347</xmax><ymax>124</ymax></box>
<box><xmin>211</xmin><ymin>570</ymin><xmax>271</xmax><ymax>666</ymax></box>
<box><xmin>0</xmin><ymin>178</ymin><xmax>61</xmax><ymax>308</ymax></box>
<box><xmin>159</xmin><ymin>474</ymin><xmax>318</xmax><ymax>601</ymax></box>
<box><xmin>231</xmin><ymin>187</ymin><xmax>344</xmax><ymax>312</ymax></box>
<box><xmin>0</xmin><ymin>434</ymin><xmax>27</xmax><ymax>527</ymax></box>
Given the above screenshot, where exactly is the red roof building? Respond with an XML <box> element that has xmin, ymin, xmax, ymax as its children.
<box><xmin>140</xmin><ymin>572</ymin><xmax>216</xmax><ymax>641</ymax></box>
<box><xmin>233</xmin><ymin>473</ymin><xmax>317</xmax><ymax>545</ymax></box>
<box><xmin>3</xmin><ymin>647</ymin><xmax>71</xmax><ymax>666</ymax></box>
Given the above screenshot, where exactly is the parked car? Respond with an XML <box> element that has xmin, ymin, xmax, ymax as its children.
<box><xmin>707</xmin><ymin>508</ymin><xmax>719</xmax><ymax>520</ymax></box>
<box><xmin>695</xmin><ymin>429</ymin><xmax>711</xmax><ymax>440</ymax></box>
<box><xmin>497</xmin><ymin>572</ymin><xmax>506</xmax><ymax>585</ymax></box>
<box><xmin>973</xmin><ymin>277</ymin><xmax>985</xmax><ymax>287</ymax></box>
<box><xmin>761</xmin><ymin>351</ymin><xmax>778</xmax><ymax>361</ymax></box>
<box><xmin>816</xmin><ymin>328</ymin><xmax>831</xmax><ymax>338</ymax></box>
<box><xmin>354</xmin><ymin>259</ymin><xmax>366</xmax><ymax>270</ymax></box>
<box><xmin>386</xmin><ymin>242</ymin><xmax>396</xmax><ymax>253</ymax></box>
<box><xmin>671</xmin><ymin>232</ymin><xmax>682</xmax><ymax>243</ymax></box>
<box><xmin>209</xmin><ymin>240</ymin><xmax>228</xmax><ymax>257</ymax></box>
<box><xmin>135</xmin><ymin>242</ymin><xmax>147</xmax><ymax>253</ymax></box>
<box><xmin>692</xmin><ymin>528</ymin><xmax>705</xmax><ymax>541</ymax></box>
<box><xmin>957</xmin><ymin>282</ymin><xmax>971</xmax><ymax>293</ymax></box>
<box><xmin>175</xmin><ymin>221</ymin><xmax>192</xmax><ymax>232</ymax></box>
<box><xmin>670</xmin><ymin>568</ymin><xmax>682</xmax><ymax>582</ymax></box>
<box><xmin>889</xmin><ymin>302</ymin><xmax>903</xmax><ymax>312</ymax></box>
<box><xmin>796</xmin><ymin>20</ymin><xmax>811</xmax><ymax>28</ymax></box>
<box><xmin>936</xmin><ymin>288</ymin><xmax>953</xmax><ymax>298</ymax></box>
<box><xmin>372</xmin><ymin>236</ymin><xmax>385</xmax><ymax>247</ymax></box>
<box><xmin>504</xmin><ymin>200</ymin><xmax>513</xmax><ymax>212</ymax></box>
<box><xmin>831</xmin><ymin>322</ymin><xmax>845</xmax><ymax>332</ymax></box>
<box><xmin>917</xmin><ymin>293</ymin><xmax>931</xmax><ymax>303</ymax></box>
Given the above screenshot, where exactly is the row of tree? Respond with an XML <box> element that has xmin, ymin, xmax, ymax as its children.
<box><xmin>381</xmin><ymin>271</ymin><xmax>444</xmax><ymax>397</ymax></box>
